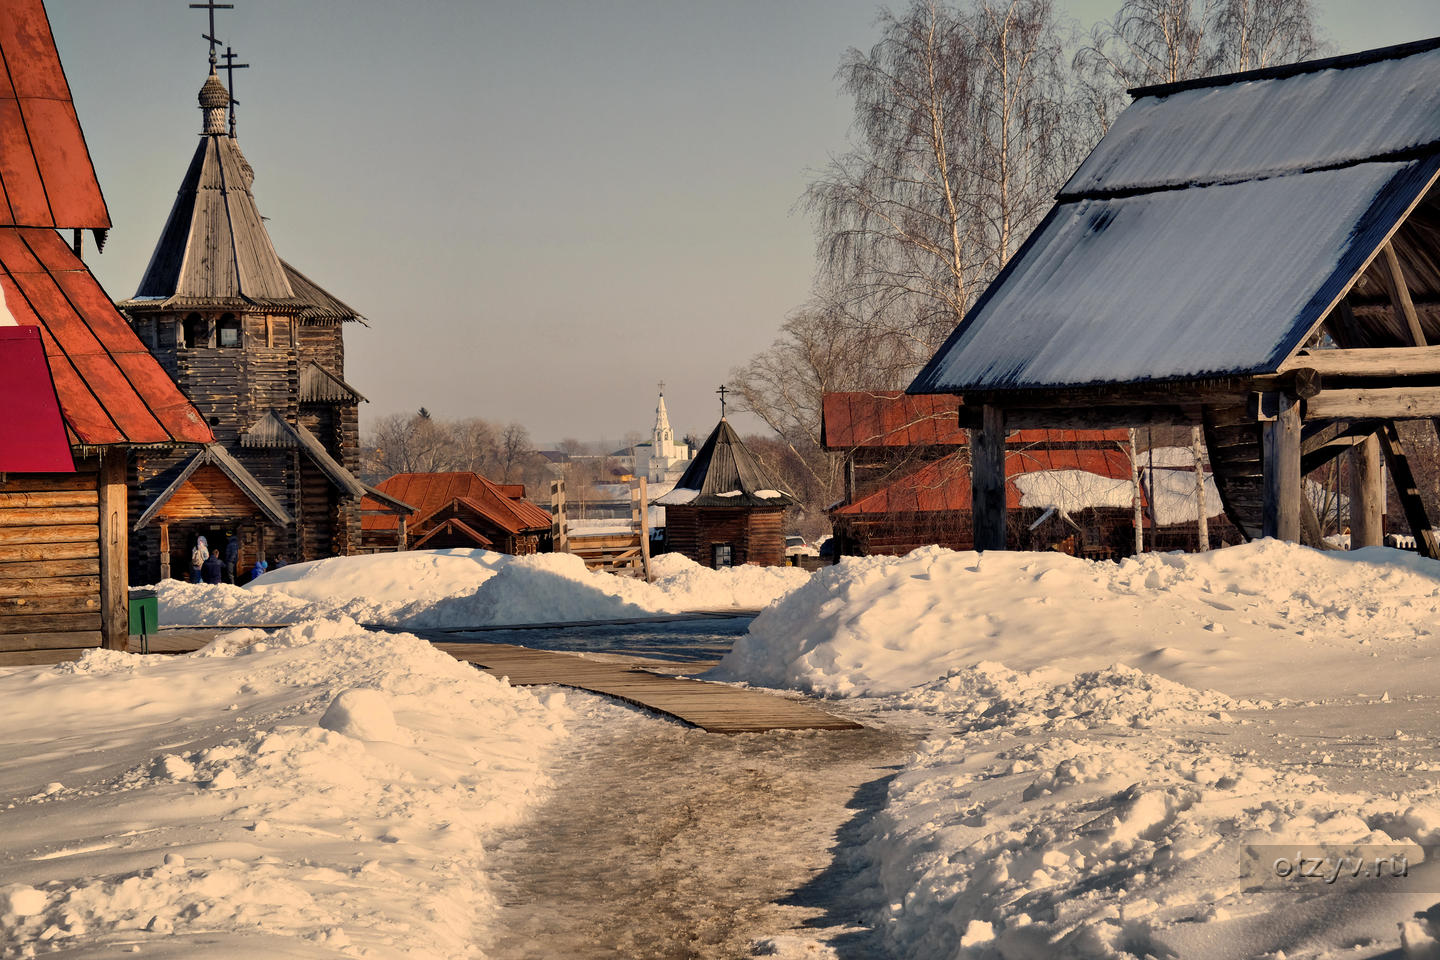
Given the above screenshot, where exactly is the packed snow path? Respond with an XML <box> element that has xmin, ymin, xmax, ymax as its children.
<box><xmin>484</xmin><ymin>695</ymin><xmax>914</xmax><ymax>959</ymax></box>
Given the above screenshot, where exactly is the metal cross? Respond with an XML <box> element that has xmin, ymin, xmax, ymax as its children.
<box><xmin>716</xmin><ymin>384</ymin><xmax>729</xmax><ymax>419</ymax></box>
<box><xmin>189</xmin><ymin>1</ymin><xmax>233</xmax><ymax>66</ymax></box>
<box><xmin>220</xmin><ymin>46</ymin><xmax>248</xmax><ymax>136</ymax></box>
<box><xmin>657</xmin><ymin>380</ymin><xmax>665</xmax><ymax>396</ymax></box>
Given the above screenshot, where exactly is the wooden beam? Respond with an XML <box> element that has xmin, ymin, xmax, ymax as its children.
<box><xmin>1262</xmin><ymin>394</ymin><xmax>1301</xmax><ymax>541</ymax></box>
<box><xmin>1281</xmin><ymin>346</ymin><xmax>1440</xmax><ymax>379</ymax></box>
<box><xmin>1305</xmin><ymin>388</ymin><xmax>1440</xmax><ymax>420</ymax></box>
<box><xmin>1378</xmin><ymin>423</ymin><xmax>1440</xmax><ymax>559</ymax></box>
<box><xmin>1380</xmin><ymin>242</ymin><xmax>1427</xmax><ymax>347</ymax></box>
<box><xmin>1350</xmin><ymin>434</ymin><xmax>1384</xmax><ymax>548</ymax></box>
<box><xmin>96</xmin><ymin>452</ymin><xmax>127</xmax><ymax>651</ymax></box>
<box><xmin>970</xmin><ymin>405</ymin><xmax>1007</xmax><ymax>551</ymax></box>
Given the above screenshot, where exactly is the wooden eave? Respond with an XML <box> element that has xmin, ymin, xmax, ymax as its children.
<box><xmin>134</xmin><ymin>443</ymin><xmax>292</xmax><ymax>530</ymax></box>
<box><xmin>411</xmin><ymin>518</ymin><xmax>493</xmax><ymax>550</ymax></box>
<box><xmin>240</xmin><ymin>410</ymin><xmax>368</xmax><ymax>499</ymax></box>
<box><xmin>300</xmin><ymin>362</ymin><xmax>367</xmax><ymax>405</ymax></box>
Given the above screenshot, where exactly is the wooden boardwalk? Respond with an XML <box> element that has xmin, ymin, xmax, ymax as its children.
<box><xmin>18</xmin><ymin>627</ymin><xmax>860</xmax><ymax>735</ymax></box>
<box><xmin>437</xmin><ymin>642</ymin><xmax>861</xmax><ymax>734</ymax></box>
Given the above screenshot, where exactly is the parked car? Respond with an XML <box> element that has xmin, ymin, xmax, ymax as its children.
<box><xmin>784</xmin><ymin>535</ymin><xmax>818</xmax><ymax>557</ymax></box>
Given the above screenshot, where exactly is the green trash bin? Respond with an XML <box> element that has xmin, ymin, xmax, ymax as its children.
<box><xmin>128</xmin><ymin>587</ymin><xmax>158</xmax><ymax>654</ymax></box>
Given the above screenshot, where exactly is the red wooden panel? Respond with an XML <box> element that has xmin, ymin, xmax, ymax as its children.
<box><xmin>22</xmin><ymin>99</ymin><xmax>106</xmax><ymax>228</ymax></box>
<box><xmin>0</xmin><ymin>327</ymin><xmax>73</xmax><ymax>472</ymax></box>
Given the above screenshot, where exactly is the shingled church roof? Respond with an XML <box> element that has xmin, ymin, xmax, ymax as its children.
<box><xmin>912</xmin><ymin>37</ymin><xmax>1440</xmax><ymax>396</ymax></box>
<box><xmin>655</xmin><ymin>419</ymin><xmax>797</xmax><ymax>508</ymax></box>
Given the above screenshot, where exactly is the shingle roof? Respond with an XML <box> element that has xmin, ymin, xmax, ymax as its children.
<box><xmin>912</xmin><ymin>38</ymin><xmax>1440</xmax><ymax>395</ymax></box>
<box><xmin>0</xmin><ymin>226</ymin><xmax>211</xmax><ymax>446</ymax></box>
<box><xmin>360</xmin><ymin>472</ymin><xmax>552</xmax><ymax>535</ymax></box>
<box><xmin>299</xmin><ymin>362</ymin><xmax>366</xmax><ymax>404</ymax></box>
<box><xmin>239</xmin><ymin>410</ymin><xmax>367</xmax><ymax>499</ymax></box>
<box><xmin>0</xmin><ymin>0</ymin><xmax>110</xmax><ymax>232</ymax></box>
<box><xmin>282</xmin><ymin>260</ymin><xmax>366</xmax><ymax>323</ymax></box>
<box><xmin>655</xmin><ymin>419</ymin><xmax>797</xmax><ymax>508</ymax></box>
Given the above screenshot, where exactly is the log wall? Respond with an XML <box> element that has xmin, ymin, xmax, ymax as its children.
<box><xmin>663</xmin><ymin>506</ymin><xmax>787</xmax><ymax>568</ymax></box>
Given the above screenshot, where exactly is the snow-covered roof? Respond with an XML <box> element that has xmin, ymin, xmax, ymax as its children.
<box><xmin>912</xmin><ymin>38</ymin><xmax>1440</xmax><ymax>395</ymax></box>
<box><xmin>655</xmin><ymin>419</ymin><xmax>798</xmax><ymax>508</ymax></box>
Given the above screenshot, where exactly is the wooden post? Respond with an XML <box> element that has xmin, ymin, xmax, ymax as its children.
<box><xmin>550</xmin><ymin>478</ymin><xmax>568</xmax><ymax>553</ymax></box>
<box><xmin>1262</xmin><ymin>393</ymin><xmax>1301</xmax><ymax>541</ymax></box>
<box><xmin>637</xmin><ymin>476</ymin><xmax>652</xmax><ymax>582</ymax></box>
<box><xmin>1129</xmin><ymin>429</ymin><xmax>1143</xmax><ymax>554</ymax></box>
<box><xmin>96</xmin><ymin>451</ymin><xmax>128</xmax><ymax>651</ymax></box>
<box><xmin>1380</xmin><ymin>243</ymin><xmax>1427</xmax><ymax>348</ymax></box>
<box><xmin>970</xmin><ymin>404</ymin><xmax>1007</xmax><ymax>551</ymax></box>
<box><xmin>1350</xmin><ymin>433</ymin><xmax>1384</xmax><ymax>548</ymax></box>
<box><xmin>397</xmin><ymin>513</ymin><xmax>408</xmax><ymax>551</ymax></box>
<box><xmin>1378</xmin><ymin>423</ymin><xmax>1440</xmax><ymax>558</ymax></box>
<box><xmin>1191</xmin><ymin>425</ymin><xmax>1208</xmax><ymax>551</ymax></box>
<box><xmin>158</xmin><ymin>521</ymin><xmax>171</xmax><ymax>581</ymax></box>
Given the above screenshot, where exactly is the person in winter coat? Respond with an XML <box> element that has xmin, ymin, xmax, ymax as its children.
<box><xmin>249</xmin><ymin>558</ymin><xmax>268</xmax><ymax>582</ymax></box>
<box><xmin>201</xmin><ymin>552</ymin><xmax>224</xmax><ymax>584</ymax></box>
<box><xmin>223</xmin><ymin>533</ymin><xmax>241</xmax><ymax>584</ymax></box>
<box><xmin>190</xmin><ymin>535</ymin><xmax>209</xmax><ymax>583</ymax></box>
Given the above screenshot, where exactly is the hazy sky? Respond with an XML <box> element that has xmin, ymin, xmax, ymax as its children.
<box><xmin>47</xmin><ymin>0</ymin><xmax>1440</xmax><ymax>447</ymax></box>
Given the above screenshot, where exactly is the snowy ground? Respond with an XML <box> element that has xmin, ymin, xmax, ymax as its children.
<box><xmin>12</xmin><ymin>540</ymin><xmax>1440</xmax><ymax>958</ymax></box>
<box><xmin>156</xmin><ymin>549</ymin><xmax>810</xmax><ymax>629</ymax></box>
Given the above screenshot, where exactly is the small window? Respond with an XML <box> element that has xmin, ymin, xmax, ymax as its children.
<box><xmin>217</xmin><ymin>313</ymin><xmax>241</xmax><ymax>348</ymax></box>
<box><xmin>712</xmin><ymin>543</ymin><xmax>733</xmax><ymax>568</ymax></box>
<box><xmin>182</xmin><ymin>313</ymin><xmax>207</xmax><ymax>349</ymax></box>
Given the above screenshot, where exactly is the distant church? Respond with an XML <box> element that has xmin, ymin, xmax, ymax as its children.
<box><xmin>120</xmin><ymin>57</ymin><xmax>373</xmax><ymax>581</ymax></box>
<box><xmin>633</xmin><ymin>386</ymin><xmax>693</xmax><ymax>486</ymax></box>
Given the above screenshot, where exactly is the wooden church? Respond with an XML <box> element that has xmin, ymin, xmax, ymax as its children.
<box><xmin>121</xmin><ymin>53</ymin><xmax>382</xmax><ymax>581</ymax></box>
<box><xmin>656</xmin><ymin>411</ymin><xmax>797</xmax><ymax>568</ymax></box>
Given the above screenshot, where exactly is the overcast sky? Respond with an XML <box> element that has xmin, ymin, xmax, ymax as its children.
<box><xmin>47</xmin><ymin>0</ymin><xmax>1440</xmax><ymax>448</ymax></box>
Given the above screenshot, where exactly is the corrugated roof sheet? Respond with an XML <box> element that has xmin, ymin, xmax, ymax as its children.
<box><xmin>655</xmin><ymin>419</ymin><xmax>797</xmax><ymax>508</ymax></box>
<box><xmin>912</xmin><ymin>38</ymin><xmax>1440</xmax><ymax>395</ymax></box>
<box><xmin>0</xmin><ymin>0</ymin><xmax>109</xmax><ymax>231</ymax></box>
<box><xmin>360</xmin><ymin>472</ymin><xmax>552</xmax><ymax>535</ymax></box>
<box><xmin>0</xmin><ymin>325</ymin><xmax>73</xmax><ymax>471</ymax></box>
<box><xmin>834</xmin><ymin>447</ymin><xmax>1135</xmax><ymax>516</ymax></box>
<box><xmin>0</xmin><ymin>226</ymin><xmax>211</xmax><ymax>446</ymax></box>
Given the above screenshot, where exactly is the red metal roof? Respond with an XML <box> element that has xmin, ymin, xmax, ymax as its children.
<box><xmin>0</xmin><ymin>325</ymin><xmax>73</xmax><ymax>471</ymax></box>
<box><xmin>821</xmin><ymin>392</ymin><xmax>1127</xmax><ymax>449</ymax></box>
<box><xmin>834</xmin><ymin>447</ymin><xmax>1137</xmax><ymax>516</ymax></box>
<box><xmin>0</xmin><ymin>227</ymin><xmax>211</xmax><ymax>446</ymax></box>
<box><xmin>0</xmin><ymin>0</ymin><xmax>109</xmax><ymax>229</ymax></box>
<box><xmin>361</xmin><ymin>472</ymin><xmax>552</xmax><ymax>535</ymax></box>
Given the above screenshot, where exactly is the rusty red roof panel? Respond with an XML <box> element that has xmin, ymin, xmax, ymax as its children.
<box><xmin>822</xmin><ymin>391</ymin><xmax>966</xmax><ymax>448</ymax></box>
<box><xmin>0</xmin><ymin>227</ymin><xmax>211</xmax><ymax>446</ymax></box>
<box><xmin>835</xmin><ymin>446</ymin><xmax>1137</xmax><ymax>517</ymax></box>
<box><xmin>0</xmin><ymin>0</ymin><xmax>109</xmax><ymax>229</ymax></box>
<box><xmin>0</xmin><ymin>325</ymin><xmax>73</xmax><ymax>471</ymax></box>
<box><xmin>361</xmin><ymin>472</ymin><xmax>551</xmax><ymax>535</ymax></box>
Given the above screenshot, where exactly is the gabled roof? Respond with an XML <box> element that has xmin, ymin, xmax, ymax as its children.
<box><xmin>912</xmin><ymin>37</ymin><xmax>1440</xmax><ymax>395</ymax></box>
<box><xmin>299</xmin><ymin>362</ymin><xmax>366</xmax><ymax>404</ymax></box>
<box><xmin>134</xmin><ymin>443</ymin><xmax>292</xmax><ymax>530</ymax></box>
<box><xmin>821</xmin><ymin>392</ymin><xmax>965</xmax><ymax>449</ymax></box>
<box><xmin>0</xmin><ymin>325</ymin><xmax>73</xmax><ymax>471</ymax></box>
<box><xmin>655</xmin><ymin>419</ymin><xmax>797</xmax><ymax>508</ymax></box>
<box><xmin>360</xmin><ymin>471</ymin><xmax>552</xmax><ymax>535</ymax></box>
<box><xmin>833</xmin><ymin>447</ymin><xmax>1135</xmax><ymax>516</ymax></box>
<box><xmin>411</xmin><ymin>517</ymin><xmax>493</xmax><ymax>550</ymax></box>
<box><xmin>0</xmin><ymin>0</ymin><xmax>109</xmax><ymax>232</ymax></box>
<box><xmin>0</xmin><ymin>226</ymin><xmax>211</xmax><ymax>446</ymax></box>
<box><xmin>240</xmin><ymin>410</ymin><xmax>367</xmax><ymax>499</ymax></box>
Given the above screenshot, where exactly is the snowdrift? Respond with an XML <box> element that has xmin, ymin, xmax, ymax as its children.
<box><xmin>709</xmin><ymin>540</ymin><xmax>1440</xmax><ymax>700</ymax></box>
<box><xmin>0</xmin><ymin>619</ymin><xmax>568</xmax><ymax>956</ymax></box>
<box><xmin>157</xmin><ymin>548</ymin><xmax>811</xmax><ymax>628</ymax></box>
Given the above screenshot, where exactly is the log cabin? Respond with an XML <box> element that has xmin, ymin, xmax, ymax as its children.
<box><xmin>359</xmin><ymin>472</ymin><xmax>551</xmax><ymax>555</ymax></box>
<box><xmin>910</xmin><ymin>38</ymin><xmax>1440</xmax><ymax>556</ymax></box>
<box><xmin>655</xmin><ymin>418</ymin><xmax>797</xmax><ymax>568</ymax></box>
<box><xmin>0</xmin><ymin>1</ymin><xmax>212</xmax><ymax>664</ymax></box>
<box><xmin>119</xmin><ymin>64</ymin><xmax>380</xmax><ymax>580</ymax></box>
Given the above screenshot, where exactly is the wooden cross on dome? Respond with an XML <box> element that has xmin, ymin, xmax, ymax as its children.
<box><xmin>221</xmin><ymin>46</ymin><xmax>248</xmax><ymax>136</ymax></box>
<box><xmin>189</xmin><ymin>1</ymin><xmax>234</xmax><ymax>67</ymax></box>
<box><xmin>716</xmin><ymin>384</ymin><xmax>729</xmax><ymax>419</ymax></box>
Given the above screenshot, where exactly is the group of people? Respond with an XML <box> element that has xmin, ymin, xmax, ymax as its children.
<box><xmin>189</xmin><ymin>533</ymin><xmax>285</xmax><ymax>585</ymax></box>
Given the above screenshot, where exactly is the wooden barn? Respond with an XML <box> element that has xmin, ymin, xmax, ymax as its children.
<box><xmin>911</xmin><ymin>38</ymin><xmax>1440</xmax><ymax>556</ymax></box>
<box><xmin>655</xmin><ymin>419</ymin><xmax>797</xmax><ymax>568</ymax></box>
<box><xmin>119</xmin><ymin>62</ymin><xmax>376</xmax><ymax>580</ymax></box>
<box><xmin>0</xmin><ymin>0</ymin><xmax>211</xmax><ymax>663</ymax></box>
<box><xmin>359</xmin><ymin>472</ymin><xmax>551</xmax><ymax>555</ymax></box>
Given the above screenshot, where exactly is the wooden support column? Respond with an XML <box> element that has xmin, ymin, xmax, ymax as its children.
<box><xmin>1350</xmin><ymin>434</ymin><xmax>1384</xmax><ymax>548</ymax></box>
<box><xmin>1378</xmin><ymin>423</ymin><xmax>1440</xmax><ymax>558</ymax></box>
<box><xmin>637</xmin><ymin>476</ymin><xmax>652</xmax><ymax>582</ymax></box>
<box><xmin>158</xmin><ymin>521</ymin><xmax>171</xmax><ymax>581</ymax></box>
<box><xmin>96</xmin><ymin>451</ymin><xmax>128</xmax><ymax>651</ymax></box>
<box><xmin>970</xmin><ymin>404</ymin><xmax>1007</xmax><ymax>551</ymax></box>
<box><xmin>397</xmin><ymin>513</ymin><xmax>408</xmax><ymax>551</ymax></box>
<box><xmin>1262</xmin><ymin>393</ymin><xmax>1301</xmax><ymax>541</ymax></box>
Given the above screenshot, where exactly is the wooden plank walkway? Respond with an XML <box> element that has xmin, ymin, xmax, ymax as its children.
<box><xmin>436</xmin><ymin>642</ymin><xmax>861</xmax><ymax>734</ymax></box>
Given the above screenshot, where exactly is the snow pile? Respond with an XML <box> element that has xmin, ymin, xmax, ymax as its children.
<box><xmin>1014</xmin><ymin>469</ymin><xmax>1132</xmax><ymax>514</ymax></box>
<box><xmin>156</xmin><ymin>548</ymin><xmax>812</xmax><ymax>628</ymax></box>
<box><xmin>0</xmin><ymin>618</ymin><xmax>569</xmax><ymax>957</ymax></box>
<box><xmin>711</xmin><ymin>541</ymin><xmax>1440</xmax><ymax>700</ymax></box>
